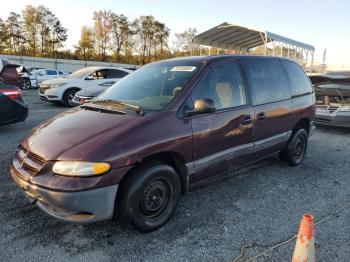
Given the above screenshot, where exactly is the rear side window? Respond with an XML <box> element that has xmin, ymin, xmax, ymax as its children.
<box><xmin>281</xmin><ymin>61</ymin><xmax>313</xmax><ymax>96</ymax></box>
<box><xmin>241</xmin><ymin>59</ymin><xmax>290</xmax><ymax>105</ymax></box>
<box><xmin>191</xmin><ymin>61</ymin><xmax>247</xmax><ymax>110</ymax></box>
<box><xmin>107</xmin><ymin>69</ymin><xmax>129</xmax><ymax>78</ymax></box>
<box><xmin>46</xmin><ymin>70</ymin><xmax>57</xmax><ymax>75</ymax></box>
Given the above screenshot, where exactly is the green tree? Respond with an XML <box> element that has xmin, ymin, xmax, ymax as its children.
<box><xmin>93</xmin><ymin>10</ymin><xmax>113</xmax><ymax>61</ymax></box>
<box><xmin>49</xmin><ymin>20</ymin><xmax>68</xmax><ymax>56</ymax></box>
<box><xmin>0</xmin><ymin>18</ymin><xmax>9</xmax><ymax>53</ymax></box>
<box><xmin>111</xmin><ymin>13</ymin><xmax>132</xmax><ymax>61</ymax></box>
<box><xmin>22</xmin><ymin>5</ymin><xmax>41</xmax><ymax>56</ymax></box>
<box><xmin>75</xmin><ymin>26</ymin><xmax>94</xmax><ymax>60</ymax></box>
<box><xmin>5</xmin><ymin>12</ymin><xmax>25</xmax><ymax>54</ymax></box>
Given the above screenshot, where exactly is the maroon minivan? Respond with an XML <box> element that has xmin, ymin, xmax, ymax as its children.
<box><xmin>11</xmin><ymin>55</ymin><xmax>315</xmax><ymax>232</ymax></box>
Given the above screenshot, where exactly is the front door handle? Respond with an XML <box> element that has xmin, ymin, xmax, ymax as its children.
<box><xmin>240</xmin><ymin>116</ymin><xmax>253</xmax><ymax>125</ymax></box>
<box><xmin>256</xmin><ymin>112</ymin><xmax>267</xmax><ymax>122</ymax></box>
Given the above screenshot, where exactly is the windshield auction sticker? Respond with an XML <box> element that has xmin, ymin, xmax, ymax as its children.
<box><xmin>170</xmin><ymin>66</ymin><xmax>197</xmax><ymax>72</ymax></box>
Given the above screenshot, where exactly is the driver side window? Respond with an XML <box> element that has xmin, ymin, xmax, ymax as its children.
<box><xmin>90</xmin><ymin>70</ymin><xmax>108</xmax><ymax>80</ymax></box>
<box><xmin>190</xmin><ymin>61</ymin><xmax>247</xmax><ymax>111</ymax></box>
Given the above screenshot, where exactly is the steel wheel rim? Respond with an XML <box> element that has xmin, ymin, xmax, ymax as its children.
<box><xmin>140</xmin><ymin>178</ymin><xmax>171</xmax><ymax>219</ymax></box>
<box><xmin>294</xmin><ymin>136</ymin><xmax>305</xmax><ymax>161</ymax></box>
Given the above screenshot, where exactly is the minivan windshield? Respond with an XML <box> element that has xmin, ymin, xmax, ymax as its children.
<box><xmin>95</xmin><ymin>61</ymin><xmax>204</xmax><ymax>111</ymax></box>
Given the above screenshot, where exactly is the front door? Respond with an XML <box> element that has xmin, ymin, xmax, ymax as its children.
<box><xmin>188</xmin><ymin>60</ymin><xmax>254</xmax><ymax>184</ymax></box>
<box><xmin>85</xmin><ymin>69</ymin><xmax>110</xmax><ymax>89</ymax></box>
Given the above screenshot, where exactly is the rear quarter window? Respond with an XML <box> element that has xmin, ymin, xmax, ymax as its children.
<box><xmin>241</xmin><ymin>59</ymin><xmax>291</xmax><ymax>105</ymax></box>
<box><xmin>107</xmin><ymin>69</ymin><xmax>129</xmax><ymax>78</ymax></box>
<box><xmin>281</xmin><ymin>61</ymin><xmax>313</xmax><ymax>96</ymax></box>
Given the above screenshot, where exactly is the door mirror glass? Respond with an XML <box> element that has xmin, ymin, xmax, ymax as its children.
<box><xmin>186</xmin><ymin>98</ymin><xmax>216</xmax><ymax>116</ymax></box>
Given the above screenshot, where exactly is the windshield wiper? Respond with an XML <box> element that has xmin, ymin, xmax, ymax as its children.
<box><xmin>93</xmin><ymin>99</ymin><xmax>144</xmax><ymax>116</ymax></box>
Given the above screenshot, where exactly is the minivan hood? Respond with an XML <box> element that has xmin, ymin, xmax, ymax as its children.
<box><xmin>42</xmin><ymin>77</ymin><xmax>72</xmax><ymax>85</ymax></box>
<box><xmin>21</xmin><ymin>107</ymin><xmax>146</xmax><ymax>161</ymax></box>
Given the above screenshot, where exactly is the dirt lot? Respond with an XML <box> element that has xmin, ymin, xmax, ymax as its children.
<box><xmin>1</xmin><ymin>90</ymin><xmax>350</xmax><ymax>262</ymax></box>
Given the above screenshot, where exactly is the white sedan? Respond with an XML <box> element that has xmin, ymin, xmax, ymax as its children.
<box><xmin>39</xmin><ymin>66</ymin><xmax>132</xmax><ymax>106</ymax></box>
<box><xmin>29</xmin><ymin>69</ymin><xmax>69</xmax><ymax>88</ymax></box>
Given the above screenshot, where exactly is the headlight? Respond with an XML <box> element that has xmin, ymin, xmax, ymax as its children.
<box><xmin>339</xmin><ymin>106</ymin><xmax>350</xmax><ymax>112</ymax></box>
<box><xmin>52</xmin><ymin>161</ymin><xmax>111</xmax><ymax>177</ymax></box>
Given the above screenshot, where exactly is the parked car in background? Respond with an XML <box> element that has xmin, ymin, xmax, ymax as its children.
<box><xmin>310</xmin><ymin>74</ymin><xmax>350</xmax><ymax>127</ymax></box>
<box><xmin>11</xmin><ymin>55</ymin><xmax>315</xmax><ymax>232</ymax></box>
<box><xmin>39</xmin><ymin>66</ymin><xmax>132</xmax><ymax>106</ymax></box>
<box><xmin>0</xmin><ymin>58</ymin><xmax>21</xmax><ymax>88</ymax></box>
<box><xmin>0</xmin><ymin>83</ymin><xmax>28</xmax><ymax>126</ymax></box>
<box><xmin>27</xmin><ymin>67</ymin><xmax>44</xmax><ymax>73</ymax></box>
<box><xmin>72</xmin><ymin>79</ymin><xmax>129</xmax><ymax>106</ymax></box>
<box><xmin>15</xmin><ymin>65</ymin><xmax>32</xmax><ymax>90</ymax></box>
<box><xmin>29</xmin><ymin>69</ymin><xmax>69</xmax><ymax>88</ymax></box>
<box><xmin>0</xmin><ymin>59</ymin><xmax>39</xmax><ymax>89</ymax></box>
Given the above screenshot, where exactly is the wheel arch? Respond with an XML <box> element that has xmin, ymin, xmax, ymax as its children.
<box><xmin>61</xmin><ymin>87</ymin><xmax>81</xmax><ymax>100</ymax></box>
<box><xmin>293</xmin><ymin>118</ymin><xmax>311</xmax><ymax>134</ymax></box>
<box><xmin>117</xmin><ymin>151</ymin><xmax>189</xmax><ymax>198</ymax></box>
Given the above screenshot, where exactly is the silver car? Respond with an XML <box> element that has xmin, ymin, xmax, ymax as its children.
<box><xmin>310</xmin><ymin>75</ymin><xmax>350</xmax><ymax>127</ymax></box>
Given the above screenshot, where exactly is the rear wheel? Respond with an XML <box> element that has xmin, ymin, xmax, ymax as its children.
<box><xmin>63</xmin><ymin>89</ymin><xmax>78</xmax><ymax>107</ymax></box>
<box><xmin>280</xmin><ymin>129</ymin><xmax>308</xmax><ymax>166</ymax></box>
<box><xmin>117</xmin><ymin>162</ymin><xmax>181</xmax><ymax>232</ymax></box>
<box><xmin>22</xmin><ymin>78</ymin><xmax>31</xmax><ymax>90</ymax></box>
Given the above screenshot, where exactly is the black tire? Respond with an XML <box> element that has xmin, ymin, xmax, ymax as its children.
<box><xmin>21</xmin><ymin>78</ymin><xmax>31</xmax><ymax>90</ymax></box>
<box><xmin>63</xmin><ymin>89</ymin><xmax>78</xmax><ymax>107</ymax></box>
<box><xmin>117</xmin><ymin>162</ymin><xmax>181</xmax><ymax>232</ymax></box>
<box><xmin>280</xmin><ymin>129</ymin><xmax>308</xmax><ymax>166</ymax></box>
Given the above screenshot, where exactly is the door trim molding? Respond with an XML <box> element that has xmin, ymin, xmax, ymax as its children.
<box><xmin>186</xmin><ymin>130</ymin><xmax>292</xmax><ymax>175</ymax></box>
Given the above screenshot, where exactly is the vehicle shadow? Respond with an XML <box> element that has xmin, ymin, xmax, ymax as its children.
<box><xmin>315</xmin><ymin>124</ymin><xmax>350</xmax><ymax>134</ymax></box>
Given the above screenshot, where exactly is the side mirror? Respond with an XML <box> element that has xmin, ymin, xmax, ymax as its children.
<box><xmin>86</xmin><ymin>75</ymin><xmax>94</xmax><ymax>80</ymax></box>
<box><xmin>38</xmin><ymin>72</ymin><xmax>44</xmax><ymax>76</ymax></box>
<box><xmin>186</xmin><ymin>98</ymin><xmax>216</xmax><ymax>116</ymax></box>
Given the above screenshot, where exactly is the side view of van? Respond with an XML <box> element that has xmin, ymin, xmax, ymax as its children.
<box><xmin>11</xmin><ymin>55</ymin><xmax>315</xmax><ymax>232</ymax></box>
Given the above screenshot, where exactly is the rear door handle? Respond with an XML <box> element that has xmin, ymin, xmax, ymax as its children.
<box><xmin>256</xmin><ymin>112</ymin><xmax>267</xmax><ymax>122</ymax></box>
<box><xmin>240</xmin><ymin>116</ymin><xmax>253</xmax><ymax>125</ymax></box>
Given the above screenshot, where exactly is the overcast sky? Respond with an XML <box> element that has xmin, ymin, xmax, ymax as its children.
<box><xmin>1</xmin><ymin>0</ymin><xmax>349</xmax><ymax>69</ymax></box>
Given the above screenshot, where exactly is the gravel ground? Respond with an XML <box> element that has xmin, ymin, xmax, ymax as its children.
<box><xmin>0</xmin><ymin>90</ymin><xmax>350</xmax><ymax>262</ymax></box>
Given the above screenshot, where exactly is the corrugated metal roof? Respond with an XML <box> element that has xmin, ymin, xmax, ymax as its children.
<box><xmin>195</xmin><ymin>22</ymin><xmax>314</xmax><ymax>52</ymax></box>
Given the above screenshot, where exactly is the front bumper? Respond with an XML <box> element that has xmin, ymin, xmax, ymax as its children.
<box><xmin>315</xmin><ymin>110</ymin><xmax>350</xmax><ymax>128</ymax></box>
<box><xmin>38</xmin><ymin>88</ymin><xmax>61</xmax><ymax>102</ymax></box>
<box><xmin>11</xmin><ymin>165</ymin><xmax>118</xmax><ymax>223</ymax></box>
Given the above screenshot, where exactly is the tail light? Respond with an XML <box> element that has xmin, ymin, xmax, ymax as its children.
<box><xmin>79</xmin><ymin>97</ymin><xmax>86</xmax><ymax>104</ymax></box>
<box><xmin>0</xmin><ymin>89</ymin><xmax>22</xmax><ymax>99</ymax></box>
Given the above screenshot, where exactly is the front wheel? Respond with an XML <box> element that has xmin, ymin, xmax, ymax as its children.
<box><xmin>117</xmin><ymin>162</ymin><xmax>181</xmax><ymax>232</ymax></box>
<box><xmin>280</xmin><ymin>129</ymin><xmax>308</xmax><ymax>166</ymax></box>
<box><xmin>63</xmin><ymin>89</ymin><xmax>78</xmax><ymax>107</ymax></box>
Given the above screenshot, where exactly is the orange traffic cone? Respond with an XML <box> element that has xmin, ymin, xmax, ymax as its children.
<box><xmin>292</xmin><ymin>214</ymin><xmax>316</xmax><ymax>262</ymax></box>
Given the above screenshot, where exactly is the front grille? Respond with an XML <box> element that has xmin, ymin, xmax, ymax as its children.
<box><xmin>15</xmin><ymin>146</ymin><xmax>46</xmax><ymax>176</ymax></box>
<box><xmin>328</xmin><ymin>106</ymin><xmax>340</xmax><ymax>113</ymax></box>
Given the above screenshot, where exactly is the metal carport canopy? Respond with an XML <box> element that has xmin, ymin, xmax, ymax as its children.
<box><xmin>194</xmin><ymin>22</ymin><xmax>315</xmax><ymax>52</ymax></box>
